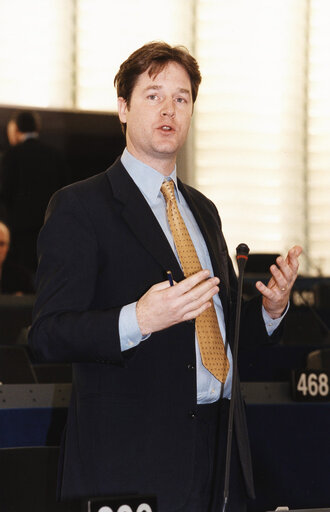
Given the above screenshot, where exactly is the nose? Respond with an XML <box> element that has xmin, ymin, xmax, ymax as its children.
<box><xmin>161</xmin><ymin>100</ymin><xmax>175</xmax><ymax>118</ymax></box>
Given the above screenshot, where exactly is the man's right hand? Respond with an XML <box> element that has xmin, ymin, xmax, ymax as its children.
<box><xmin>136</xmin><ymin>269</ymin><xmax>219</xmax><ymax>335</ymax></box>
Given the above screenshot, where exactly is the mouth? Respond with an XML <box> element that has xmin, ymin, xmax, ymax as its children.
<box><xmin>158</xmin><ymin>124</ymin><xmax>175</xmax><ymax>132</ymax></box>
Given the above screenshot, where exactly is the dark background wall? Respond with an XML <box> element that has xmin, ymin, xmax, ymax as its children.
<box><xmin>0</xmin><ymin>105</ymin><xmax>126</xmax><ymax>184</ymax></box>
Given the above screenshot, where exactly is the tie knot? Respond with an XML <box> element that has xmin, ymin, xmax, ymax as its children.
<box><xmin>161</xmin><ymin>180</ymin><xmax>176</xmax><ymax>203</ymax></box>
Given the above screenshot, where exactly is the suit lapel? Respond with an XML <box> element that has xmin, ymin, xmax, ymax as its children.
<box><xmin>106</xmin><ymin>159</ymin><xmax>184</xmax><ymax>281</ymax></box>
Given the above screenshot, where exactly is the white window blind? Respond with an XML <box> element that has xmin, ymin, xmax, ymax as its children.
<box><xmin>0</xmin><ymin>0</ymin><xmax>74</xmax><ymax>109</ymax></box>
<box><xmin>308</xmin><ymin>0</ymin><xmax>330</xmax><ymax>275</ymax></box>
<box><xmin>194</xmin><ymin>0</ymin><xmax>308</xmax><ymax>264</ymax></box>
<box><xmin>0</xmin><ymin>0</ymin><xmax>329</xmax><ymax>275</ymax></box>
<box><xmin>75</xmin><ymin>0</ymin><xmax>194</xmax><ymax>111</ymax></box>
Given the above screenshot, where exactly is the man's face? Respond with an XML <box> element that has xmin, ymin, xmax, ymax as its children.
<box><xmin>0</xmin><ymin>225</ymin><xmax>10</xmax><ymax>267</ymax></box>
<box><xmin>118</xmin><ymin>61</ymin><xmax>193</xmax><ymax>175</ymax></box>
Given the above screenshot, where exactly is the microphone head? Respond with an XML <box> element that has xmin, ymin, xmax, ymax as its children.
<box><xmin>236</xmin><ymin>243</ymin><xmax>250</xmax><ymax>275</ymax></box>
<box><xmin>236</xmin><ymin>243</ymin><xmax>250</xmax><ymax>257</ymax></box>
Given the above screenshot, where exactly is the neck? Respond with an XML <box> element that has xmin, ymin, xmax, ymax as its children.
<box><xmin>125</xmin><ymin>147</ymin><xmax>176</xmax><ymax>176</ymax></box>
<box><xmin>150</xmin><ymin>158</ymin><xmax>176</xmax><ymax>176</ymax></box>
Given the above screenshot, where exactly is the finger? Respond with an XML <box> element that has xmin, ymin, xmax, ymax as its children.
<box><xmin>176</xmin><ymin>278</ymin><xmax>220</xmax><ymax>311</ymax></box>
<box><xmin>256</xmin><ymin>280</ymin><xmax>274</xmax><ymax>298</ymax></box>
<box><xmin>286</xmin><ymin>245</ymin><xmax>303</xmax><ymax>270</ymax></box>
<box><xmin>151</xmin><ymin>280</ymin><xmax>174</xmax><ymax>291</ymax></box>
<box><xmin>273</xmin><ymin>257</ymin><xmax>292</xmax><ymax>284</ymax></box>
<box><xmin>150</xmin><ymin>273</ymin><xmax>218</xmax><ymax>303</ymax></box>
<box><xmin>281</xmin><ymin>245</ymin><xmax>302</xmax><ymax>270</ymax></box>
<box><xmin>175</xmin><ymin>269</ymin><xmax>212</xmax><ymax>294</ymax></box>
<box><xmin>275</xmin><ymin>247</ymin><xmax>302</xmax><ymax>287</ymax></box>
<box><xmin>269</xmin><ymin>263</ymin><xmax>289</xmax><ymax>289</ymax></box>
<box><xmin>289</xmin><ymin>245</ymin><xmax>303</xmax><ymax>259</ymax></box>
<box><xmin>181</xmin><ymin>283</ymin><xmax>220</xmax><ymax>315</ymax></box>
<box><xmin>182</xmin><ymin>300</ymin><xmax>212</xmax><ymax>321</ymax></box>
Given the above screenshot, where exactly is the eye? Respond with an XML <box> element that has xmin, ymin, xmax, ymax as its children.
<box><xmin>147</xmin><ymin>94</ymin><xmax>158</xmax><ymax>101</ymax></box>
<box><xmin>176</xmin><ymin>97</ymin><xmax>187</xmax><ymax>104</ymax></box>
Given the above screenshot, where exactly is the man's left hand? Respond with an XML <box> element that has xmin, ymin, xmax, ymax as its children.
<box><xmin>255</xmin><ymin>245</ymin><xmax>303</xmax><ymax>319</ymax></box>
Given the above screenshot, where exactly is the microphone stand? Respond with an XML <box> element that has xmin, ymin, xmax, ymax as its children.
<box><xmin>222</xmin><ymin>243</ymin><xmax>249</xmax><ymax>512</ymax></box>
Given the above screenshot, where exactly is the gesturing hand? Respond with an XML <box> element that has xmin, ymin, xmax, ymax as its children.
<box><xmin>255</xmin><ymin>245</ymin><xmax>303</xmax><ymax>319</ymax></box>
<box><xmin>136</xmin><ymin>269</ymin><xmax>219</xmax><ymax>335</ymax></box>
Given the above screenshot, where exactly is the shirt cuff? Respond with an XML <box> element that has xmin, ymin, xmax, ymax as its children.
<box><xmin>119</xmin><ymin>302</ymin><xmax>150</xmax><ymax>351</ymax></box>
<box><xmin>262</xmin><ymin>302</ymin><xmax>289</xmax><ymax>336</ymax></box>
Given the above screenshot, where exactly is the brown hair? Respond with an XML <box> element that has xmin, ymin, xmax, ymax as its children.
<box><xmin>114</xmin><ymin>41</ymin><xmax>202</xmax><ymax>132</ymax></box>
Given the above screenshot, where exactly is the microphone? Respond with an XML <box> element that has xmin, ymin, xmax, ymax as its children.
<box><xmin>236</xmin><ymin>243</ymin><xmax>250</xmax><ymax>272</ymax></box>
<box><xmin>222</xmin><ymin>243</ymin><xmax>250</xmax><ymax>512</ymax></box>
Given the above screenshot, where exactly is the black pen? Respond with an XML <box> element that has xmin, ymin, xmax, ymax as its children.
<box><xmin>166</xmin><ymin>270</ymin><xmax>174</xmax><ymax>287</ymax></box>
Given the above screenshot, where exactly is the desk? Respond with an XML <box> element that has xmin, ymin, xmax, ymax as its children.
<box><xmin>1</xmin><ymin>383</ymin><xmax>329</xmax><ymax>511</ymax></box>
<box><xmin>245</xmin><ymin>387</ymin><xmax>330</xmax><ymax>511</ymax></box>
<box><xmin>0</xmin><ymin>383</ymin><xmax>70</xmax><ymax>447</ymax></box>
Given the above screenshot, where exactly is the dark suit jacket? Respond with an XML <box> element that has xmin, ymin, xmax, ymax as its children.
<box><xmin>29</xmin><ymin>158</ymin><xmax>276</xmax><ymax>510</ymax></box>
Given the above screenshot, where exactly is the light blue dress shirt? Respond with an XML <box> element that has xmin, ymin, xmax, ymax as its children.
<box><xmin>118</xmin><ymin>148</ymin><xmax>284</xmax><ymax>403</ymax></box>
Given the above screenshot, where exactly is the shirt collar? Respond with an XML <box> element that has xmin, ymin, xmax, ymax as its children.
<box><xmin>21</xmin><ymin>132</ymin><xmax>39</xmax><ymax>142</ymax></box>
<box><xmin>121</xmin><ymin>148</ymin><xmax>178</xmax><ymax>205</ymax></box>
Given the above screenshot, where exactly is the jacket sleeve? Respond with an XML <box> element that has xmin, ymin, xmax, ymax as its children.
<box><xmin>28</xmin><ymin>186</ymin><xmax>124</xmax><ymax>365</ymax></box>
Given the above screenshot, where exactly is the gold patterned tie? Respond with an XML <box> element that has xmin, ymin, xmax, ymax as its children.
<box><xmin>161</xmin><ymin>180</ymin><xmax>229</xmax><ymax>383</ymax></box>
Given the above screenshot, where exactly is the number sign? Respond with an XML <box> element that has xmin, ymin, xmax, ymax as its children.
<box><xmin>87</xmin><ymin>495</ymin><xmax>157</xmax><ymax>512</ymax></box>
<box><xmin>292</xmin><ymin>369</ymin><xmax>330</xmax><ymax>401</ymax></box>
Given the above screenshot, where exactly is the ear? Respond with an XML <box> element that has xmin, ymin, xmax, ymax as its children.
<box><xmin>117</xmin><ymin>97</ymin><xmax>128</xmax><ymax>123</ymax></box>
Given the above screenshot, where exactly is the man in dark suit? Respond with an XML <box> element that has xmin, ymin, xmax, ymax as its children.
<box><xmin>0</xmin><ymin>111</ymin><xmax>69</xmax><ymax>272</ymax></box>
<box><xmin>29</xmin><ymin>42</ymin><xmax>302</xmax><ymax>512</ymax></box>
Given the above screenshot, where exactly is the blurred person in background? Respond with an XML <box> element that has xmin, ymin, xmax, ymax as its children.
<box><xmin>0</xmin><ymin>221</ymin><xmax>34</xmax><ymax>295</ymax></box>
<box><xmin>0</xmin><ymin>110</ymin><xmax>70</xmax><ymax>273</ymax></box>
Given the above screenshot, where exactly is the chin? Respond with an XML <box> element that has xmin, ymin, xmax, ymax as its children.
<box><xmin>153</xmin><ymin>141</ymin><xmax>181</xmax><ymax>156</ymax></box>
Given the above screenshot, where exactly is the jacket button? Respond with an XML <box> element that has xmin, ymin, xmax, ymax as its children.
<box><xmin>187</xmin><ymin>363</ymin><xmax>195</xmax><ymax>370</ymax></box>
<box><xmin>189</xmin><ymin>411</ymin><xmax>197</xmax><ymax>419</ymax></box>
